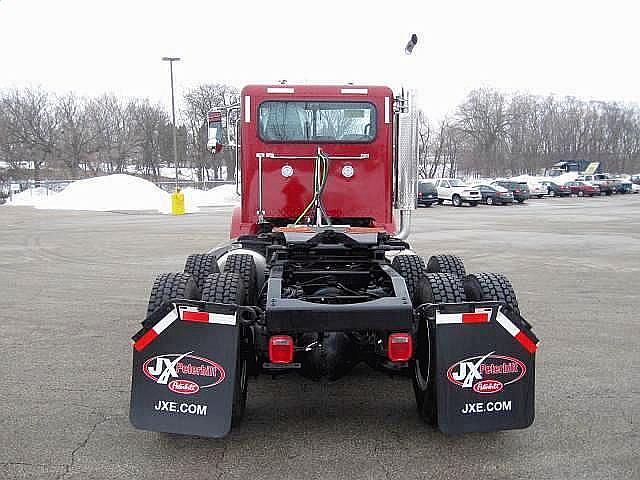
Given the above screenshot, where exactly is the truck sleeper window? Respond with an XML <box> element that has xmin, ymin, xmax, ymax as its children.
<box><xmin>259</xmin><ymin>101</ymin><xmax>376</xmax><ymax>143</ymax></box>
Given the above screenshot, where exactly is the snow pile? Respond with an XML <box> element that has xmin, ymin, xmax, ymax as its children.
<box><xmin>6</xmin><ymin>187</ymin><xmax>57</xmax><ymax>206</ymax></box>
<box><xmin>35</xmin><ymin>174</ymin><xmax>188</xmax><ymax>213</ymax></box>
<box><xmin>4</xmin><ymin>175</ymin><xmax>240</xmax><ymax>213</ymax></box>
<box><xmin>510</xmin><ymin>172</ymin><xmax>579</xmax><ymax>185</ymax></box>
<box><xmin>182</xmin><ymin>185</ymin><xmax>240</xmax><ymax>207</ymax></box>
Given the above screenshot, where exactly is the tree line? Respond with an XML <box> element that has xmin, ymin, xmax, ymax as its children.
<box><xmin>419</xmin><ymin>89</ymin><xmax>640</xmax><ymax>178</ymax></box>
<box><xmin>2</xmin><ymin>85</ymin><xmax>639</xmax><ymax>183</ymax></box>
<box><xmin>0</xmin><ymin>84</ymin><xmax>238</xmax><ymax>183</ymax></box>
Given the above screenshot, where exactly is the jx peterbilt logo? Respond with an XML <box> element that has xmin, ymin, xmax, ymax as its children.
<box><xmin>447</xmin><ymin>352</ymin><xmax>526</xmax><ymax>394</ymax></box>
<box><xmin>142</xmin><ymin>352</ymin><xmax>225</xmax><ymax>395</ymax></box>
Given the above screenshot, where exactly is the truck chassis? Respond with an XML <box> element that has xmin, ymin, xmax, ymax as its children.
<box><xmin>131</xmin><ymin>228</ymin><xmax>538</xmax><ymax>437</ymax></box>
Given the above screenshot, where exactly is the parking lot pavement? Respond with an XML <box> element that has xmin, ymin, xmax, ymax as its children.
<box><xmin>1</xmin><ymin>195</ymin><xmax>638</xmax><ymax>480</ymax></box>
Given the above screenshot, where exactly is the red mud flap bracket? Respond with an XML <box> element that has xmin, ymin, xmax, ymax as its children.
<box><xmin>130</xmin><ymin>300</ymin><xmax>244</xmax><ymax>438</ymax></box>
<box><xmin>422</xmin><ymin>302</ymin><xmax>539</xmax><ymax>434</ymax></box>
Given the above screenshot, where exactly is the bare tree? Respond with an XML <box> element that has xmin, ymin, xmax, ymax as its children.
<box><xmin>55</xmin><ymin>93</ymin><xmax>97</xmax><ymax>177</ymax></box>
<box><xmin>2</xmin><ymin>88</ymin><xmax>58</xmax><ymax>184</ymax></box>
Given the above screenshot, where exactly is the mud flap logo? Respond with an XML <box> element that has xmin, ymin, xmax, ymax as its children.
<box><xmin>447</xmin><ymin>352</ymin><xmax>525</xmax><ymax>393</ymax></box>
<box><xmin>143</xmin><ymin>352</ymin><xmax>225</xmax><ymax>394</ymax></box>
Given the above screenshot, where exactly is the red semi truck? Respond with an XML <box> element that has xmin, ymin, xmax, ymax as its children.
<box><xmin>130</xmin><ymin>74</ymin><xmax>538</xmax><ymax>438</ymax></box>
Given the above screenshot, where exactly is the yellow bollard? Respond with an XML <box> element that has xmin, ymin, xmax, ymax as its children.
<box><xmin>171</xmin><ymin>189</ymin><xmax>185</xmax><ymax>215</ymax></box>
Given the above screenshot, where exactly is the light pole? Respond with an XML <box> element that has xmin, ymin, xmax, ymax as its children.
<box><xmin>162</xmin><ymin>56</ymin><xmax>181</xmax><ymax>190</ymax></box>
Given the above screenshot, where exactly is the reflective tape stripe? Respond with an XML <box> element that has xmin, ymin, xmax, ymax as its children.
<box><xmin>462</xmin><ymin>312</ymin><xmax>490</xmax><ymax>323</ymax></box>
<box><xmin>496</xmin><ymin>310</ymin><xmax>520</xmax><ymax>336</ymax></box>
<box><xmin>267</xmin><ymin>87</ymin><xmax>294</xmax><ymax>93</ymax></box>
<box><xmin>436</xmin><ymin>307</ymin><xmax>538</xmax><ymax>354</ymax></box>
<box><xmin>182</xmin><ymin>310</ymin><xmax>210</xmax><ymax>323</ymax></box>
<box><xmin>244</xmin><ymin>96</ymin><xmax>251</xmax><ymax>123</ymax></box>
<box><xmin>384</xmin><ymin>97</ymin><xmax>390</xmax><ymax>124</ymax></box>
<box><xmin>133</xmin><ymin>308</ymin><xmax>178</xmax><ymax>351</ymax></box>
<box><xmin>435</xmin><ymin>310</ymin><xmax>489</xmax><ymax>324</ymax></box>
<box><xmin>436</xmin><ymin>313</ymin><xmax>464</xmax><ymax>324</ymax></box>
<box><xmin>516</xmin><ymin>331</ymin><xmax>538</xmax><ymax>353</ymax></box>
<box><xmin>153</xmin><ymin>308</ymin><xmax>178</xmax><ymax>334</ymax></box>
<box><xmin>180</xmin><ymin>307</ymin><xmax>236</xmax><ymax>326</ymax></box>
<box><xmin>133</xmin><ymin>329</ymin><xmax>158</xmax><ymax>352</ymax></box>
<box><xmin>497</xmin><ymin>309</ymin><xmax>538</xmax><ymax>353</ymax></box>
<box><xmin>340</xmin><ymin>88</ymin><xmax>368</xmax><ymax>94</ymax></box>
<box><xmin>211</xmin><ymin>314</ymin><xmax>236</xmax><ymax>325</ymax></box>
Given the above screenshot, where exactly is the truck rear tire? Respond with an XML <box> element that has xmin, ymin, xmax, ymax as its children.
<box><xmin>463</xmin><ymin>272</ymin><xmax>520</xmax><ymax>314</ymax></box>
<box><xmin>223</xmin><ymin>253</ymin><xmax>257</xmax><ymax>305</ymax></box>
<box><xmin>412</xmin><ymin>273</ymin><xmax>466</xmax><ymax>425</ymax></box>
<box><xmin>452</xmin><ymin>194</ymin><xmax>462</xmax><ymax>207</ymax></box>
<box><xmin>146</xmin><ymin>272</ymin><xmax>200</xmax><ymax>318</ymax></box>
<box><xmin>201</xmin><ymin>273</ymin><xmax>248</xmax><ymax>425</ymax></box>
<box><xmin>391</xmin><ymin>254</ymin><xmax>426</xmax><ymax>306</ymax></box>
<box><xmin>184</xmin><ymin>253</ymin><xmax>219</xmax><ymax>291</ymax></box>
<box><xmin>426</xmin><ymin>254</ymin><xmax>466</xmax><ymax>278</ymax></box>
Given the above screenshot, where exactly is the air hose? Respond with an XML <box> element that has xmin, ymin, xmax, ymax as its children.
<box><xmin>294</xmin><ymin>149</ymin><xmax>332</xmax><ymax>226</ymax></box>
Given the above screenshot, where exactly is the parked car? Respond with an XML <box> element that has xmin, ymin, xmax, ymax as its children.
<box><xmin>491</xmin><ymin>180</ymin><xmax>530</xmax><ymax>203</ymax></box>
<box><xmin>433</xmin><ymin>178</ymin><xmax>482</xmax><ymax>207</ymax></box>
<box><xmin>575</xmin><ymin>173</ymin><xmax>616</xmax><ymax>195</ymax></box>
<box><xmin>540</xmin><ymin>181</ymin><xmax>571</xmax><ymax>197</ymax></box>
<box><xmin>630</xmin><ymin>174</ymin><xmax>640</xmax><ymax>185</ymax></box>
<box><xmin>417</xmin><ymin>181</ymin><xmax>438</xmax><ymax>207</ymax></box>
<box><xmin>613</xmin><ymin>179</ymin><xmax>633</xmax><ymax>194</ymax></box>
<box><xmin>632</xmin><ymin>183</ymin><xmax>640</xmax><ymax>194</ymax></box>
<box><xmin>473</xmin><ymin>184</ymin><xmax>514</xmax><ymax>205</ymax></box>
<box><xmin>528</xmin><ymin>182</ymin><xmax>547</xmax><ymax>198</ymax></box>
<box><xmin>565</xmin><ymin>181</ymin><xmax>600</xmax><ymax>197</ymax></box>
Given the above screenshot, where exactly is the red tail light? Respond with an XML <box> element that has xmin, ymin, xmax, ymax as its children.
<box><xmin>388</xmin><ymin>333</ymin><xmax>413</xmax><ymax>362</ymax></box>
<box><xmin>269</xmin><ymin>335</ymin><xmax>294</xmax><ymax>364</ymax></box>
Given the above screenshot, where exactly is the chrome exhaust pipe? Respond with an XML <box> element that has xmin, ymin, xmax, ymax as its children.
<box><xmin>396</xmin><ymin>209</ymin><xmax>412</xmax><ymax>240</ymax></box>
<box><xmin>394</xmin><ymin>89</ymin><xmax>419</xmax><ymax>239</ymax></box>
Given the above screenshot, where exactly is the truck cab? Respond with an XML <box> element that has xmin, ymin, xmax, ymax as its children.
<box><xmin>233</xmin><ymin>85</ymin><xmax>396</xmax><ymax>236</ymax></box>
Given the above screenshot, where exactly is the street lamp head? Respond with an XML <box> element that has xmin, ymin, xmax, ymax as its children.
<box><xmin>161</xmin><ymin>57</ymin><xmax>181</xmax><ymax>62</ymax></box>
<box><xmin>404</xmin><ymin>34</ymin><xmax>418</xmax><ymax>55</ymax></box>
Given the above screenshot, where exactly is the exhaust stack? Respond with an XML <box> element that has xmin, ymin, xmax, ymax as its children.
<box><xmin>394</xmin><ymin>34</ymin><xmax>420</xmax><ymax>239</ymax></box>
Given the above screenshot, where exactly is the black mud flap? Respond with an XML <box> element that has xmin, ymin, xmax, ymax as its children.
<box><xmin>423</xmin><ymin>302</ymin><xmax>538</xmax><ymax>434</ymax></box>
<box><xmin>130</xmin><ymin>300</ymin><xmax>241</xmax><ymax>438</ymax></box>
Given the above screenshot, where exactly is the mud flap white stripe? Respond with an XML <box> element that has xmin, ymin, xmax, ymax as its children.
<box><xmin>496</xmin><ymin>310</ymin><xmax>520</xmax><ymax>336</ymax></box>
<box><xmin>153</xmin><ymin>309</ymin><xmax>179</xmax><ymax>334</ymax></box>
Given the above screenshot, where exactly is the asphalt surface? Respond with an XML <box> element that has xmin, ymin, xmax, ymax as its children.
<box><xmin>1</xmin><ymin>195</ymin><xmax>638</xmax><ymax>479</ymax></box>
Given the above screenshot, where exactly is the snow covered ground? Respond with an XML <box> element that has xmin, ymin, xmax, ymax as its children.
<box><xmin>3</xmin><ymin>174</ymin><xmax>239</xmax><ymax>213</ymax></box>
<box><xmin>6</xmin><ymin>187</ymin><xmax>57</xmax><ymax>206</ymax></box>
<box><xmin>181</xmin><ymin>185</ymin><xmax>239</xmax><ymax>207</ymax></box>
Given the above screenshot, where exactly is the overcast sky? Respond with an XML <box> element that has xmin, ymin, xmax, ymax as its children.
<box><xmin>1</xmin><ymin>0</ymin><xmax>638</xmax><ymax>120</ymax></box>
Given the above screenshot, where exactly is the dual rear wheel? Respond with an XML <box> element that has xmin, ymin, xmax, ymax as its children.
<box><xmin>392</xmin><ymin>254</ymin><xmax>520</xmax><ymax>426</ymax></box>
<box><xmin>146</xmin><ymin>253</ymin><xmax>258</xmax><ymax>426</ymax></box>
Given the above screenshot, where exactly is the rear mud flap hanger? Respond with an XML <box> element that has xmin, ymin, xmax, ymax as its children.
<box><xmin>417</xmin><ymin>301</ymin><xmax>539</xmax><ymax>434</ymax></box>
<box><xmin>130</xmin><ymin>300</ymin><xmax>259</xmax><ymax>438</ymax></box>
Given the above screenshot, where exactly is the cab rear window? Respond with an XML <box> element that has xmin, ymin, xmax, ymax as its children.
<box><xmin>258</xmin><ymin>101</ymin><xmax>376</xmax><ymax>143</ymax></box>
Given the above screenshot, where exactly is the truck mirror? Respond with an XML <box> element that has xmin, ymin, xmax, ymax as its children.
<box><xmin>207</xmin><ymin>109</ymin><xmax>224</xmax><ymax>153</ymax></box>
